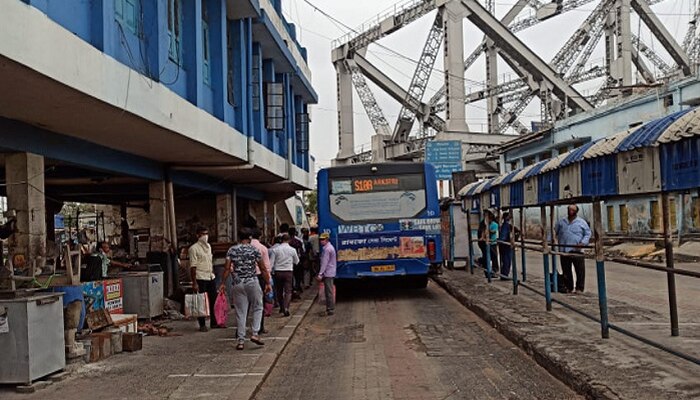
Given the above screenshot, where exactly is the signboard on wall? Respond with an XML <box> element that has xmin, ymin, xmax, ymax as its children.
<box><xmin>452</xmin><ymin>171</ymin><xmax>477</xmax><ymax>195</ymax></box>
<box><xmin>426</xmin><ymin>141</ymin><xmax>463</xmax><ymax>180</ymax></box>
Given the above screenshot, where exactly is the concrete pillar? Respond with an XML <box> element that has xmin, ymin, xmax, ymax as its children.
<box><xmin>443</xmin><ymin>2</ymin><xmax>469</xmax><ymax>133</ymax></box>
<box><xmin>6</xmin><ymin>153</ymin><xmax>46</xmax><ymax>272</ymax></box>
<box><xmin>216</xmin><ymin>194</ymin><xmax>233</xmax><ymax>243</ymax></box>
<box><xmin>335</xmin><ymin>61</ymin><xmax>355</xmax><ymax>160</ymax></box>
<box><xmin>149</xmin><ymin>181</ymin><xmax>168</xmax><ymax>252</ymax></box>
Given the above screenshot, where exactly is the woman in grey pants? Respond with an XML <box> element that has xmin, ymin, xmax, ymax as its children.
<box><xmin>220</xmin><ymin>229</ymin><xmax>272</xmax><ymax>350</ymax></box>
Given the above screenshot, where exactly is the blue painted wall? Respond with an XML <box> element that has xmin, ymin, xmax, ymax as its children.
<box><xmin>24</xmin><ymin>0</ymin><xmax>316</xmax><ymax>173</ymax></box>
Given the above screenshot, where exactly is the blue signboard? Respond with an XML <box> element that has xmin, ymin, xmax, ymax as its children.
<box><xmin>426</xmin><ymin>140</ymin><xmax>462</xmax><ymax>180</ymax></box>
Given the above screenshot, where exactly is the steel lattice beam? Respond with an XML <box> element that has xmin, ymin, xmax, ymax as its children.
<box><xmin>347</xmin><ymin>63</ymin><xmax>393</xmax><ymax>136</ymax></box>
<box><xmin>631</xmin><ymin>0</ymin><xmax>692</xmax><ymax>76</ymax></box>
<box><xmin>393</xmin><ymin>10</ymin><xmax>444</xmax><ymax>142</ymax></box>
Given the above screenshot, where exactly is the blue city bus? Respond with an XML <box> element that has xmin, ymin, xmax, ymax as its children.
<box><xmin>317</xmin><ymin>162</ymin><xmax>443</xmax><ymax>288</ymax></box>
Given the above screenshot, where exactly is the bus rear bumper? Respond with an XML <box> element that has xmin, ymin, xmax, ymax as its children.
<box><xmin>336</xmin><ymin>261</ymin><xmax>430</xmax><ymax>279</ymax></box>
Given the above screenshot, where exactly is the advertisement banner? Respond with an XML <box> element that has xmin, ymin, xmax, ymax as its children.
<box><xmin>103</xmin><ymin>279</ymin><xmax>123</xmax><ymax>314</ymax></box>
<box><xmin>83</xmin><ymin>279</ymin><xmax>124</xmax><ymax>314</ymax></box>
<box><xmin>337</xmin><ymin>230</ymin><xmax>426</xmax><ymax>261</ymax></box>
<box><xmin>83</xmin><ymin>281</ymin><xmax>105</xmax><ymax>313</ymax></box>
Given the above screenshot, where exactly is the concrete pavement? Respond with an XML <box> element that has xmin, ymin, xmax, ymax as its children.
<box><xmin>434</xmin><ymin>258</ymin><xmax>700</xmax><ymax>400</ymax></box>
<box><xmin>0</xmin><ymin>288</ymin><xmax>317</xmax><ymax>400</ymax></box>
<box><xmin>254</xmin><ymin>280</ymin><xmax>580</xmax><ymax>400</ymax></box>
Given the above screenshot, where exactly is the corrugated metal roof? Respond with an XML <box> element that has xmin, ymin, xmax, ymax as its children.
<box><xmin>500</xmin><ymin>168</ymin><xmax>523</xmax><ymax>185</ymax></box>
<box><xmin>473</xmin><ymin>179</ymin><xmax>494</xmax><ymax>195</ymax></box>
<box><xmin>560</xmin><ymin>139</ymin><xmax>599</xmax><ymax>167</ymax></box>
<box><xmin>583</xmin><ymin>127</ymin><xmax>638</xmax><ymax>158</ymax></box>
<box><xmin>540</xmin><ymin>152</ymin><xmax>569</xmax><ymax>173</ymax></box>
<box><xmin>616</xmin><ymin>108</ymin><xmax>693</xmax><ymax>152</ymax></box>
<box><xmin>491</xmin><ymin>170</ymin><xmax>513</xmax><ymax>186</ymax></box>
<box><xmin>510</xmin><ymin>163</ymin><xmax>538</xmax><ymax>182</ymax></box>
<box><xmin>524</xmin><ymin>159</ymin><xmax>549</xmax><ymax>178</ymax></box>
<box><xmin>657</xmin><ymin>107</ymin><xmax>700</xmax><ymax>144</ymax></box>
<box><xmin>458</xmin><ymin>181</ymin><xmax>481</xmax><ymax>197</ymax></box>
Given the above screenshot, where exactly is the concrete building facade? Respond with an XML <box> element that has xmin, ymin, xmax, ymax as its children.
<box><xmin>0</xmin><ymin>0</ymin><xmax>318</xmax><ymax>276</ymax></box>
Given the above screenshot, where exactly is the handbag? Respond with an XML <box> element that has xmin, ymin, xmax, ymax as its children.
<box><xmin>214</xmin><ymin>292</ymin><xmax>229</xmax><ymax>326</ymax></box>
<box><xmin>184</xmin><ymin>293</ymin><xmax>210</xmax><ymax>318</ymax></box>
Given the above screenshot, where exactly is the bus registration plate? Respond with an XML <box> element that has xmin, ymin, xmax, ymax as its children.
<box><xmin>371</xmin><ymin>265</ymin><xmax>395</xmax><ymax>273</ymax></box>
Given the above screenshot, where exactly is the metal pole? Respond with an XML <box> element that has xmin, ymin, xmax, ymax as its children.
<box><xmin>510</xmin><ymin>210</ymin><xmax>519</xmax><ymax>295</ymax></box>
<box><xmin>550</xmin><ymin>204</ymin><xmax>558</xmax><ymax>293</ymax></box>
<box><xmin>540</xmin><ymin>206</ymin><xmax>552</xmax><ymax>311</ymax></box>
<box><xmin>485</xmin><ymin>210</ymin><xmax>492</xmax><ymax>283</ymax></box>
<box><xmin>520</xmin><ymin>207</ymin><xmax>527</xmax><ymax>281</ymax></box>
<box><xmin>466</xmin><ymin>205</ymin><xmax>474</xmax><ymax>275</ymax></box>
<box><xmin>661</xmin><ymin>193</ymin><xmax>680</xmax><ymax>337</ymax></box>
<box><xmin>593</xmin><ymin>200</ymin><xmax>610</xmax><ymax>339</ymax></box>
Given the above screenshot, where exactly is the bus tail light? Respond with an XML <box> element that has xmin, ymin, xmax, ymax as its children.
<box><xmin>427</xmin><ymin>239</ymin><xmax>436</xmax><ymax>261</ymax></box>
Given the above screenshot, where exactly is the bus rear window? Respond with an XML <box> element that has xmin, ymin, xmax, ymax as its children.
<box><xmin>329</xmin><ymin>174</ymin><xmax>426</xmax><ymax>222</ymax></box>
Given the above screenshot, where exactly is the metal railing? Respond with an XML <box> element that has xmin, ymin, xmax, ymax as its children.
<box><xmin>462</xmin><ymin>196</ymin><xmax>700</xmax><ymax>367</ymax></box>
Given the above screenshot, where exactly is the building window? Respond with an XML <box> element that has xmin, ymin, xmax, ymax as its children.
<box><xmin>252</xmin><ymin>56</ymin><xmax>261</xmax><ymax>111</ymax></box>
<box><xmin>226</xmin><ymin>22</ymin><xmax>234</xmax><ymax>105</ymax></box>
<box><xmin>201</xmin><ymin>0</ymin><xmax>211</xmax><ymax>86</ymax></box>
<box><xmin>167</xmin><ymin>0</ymin><xmax>182</xmax><ymax>64</ymax></box>
<box><xmin>607</xmin><ymin>205</ymin><xmax>615</xmax><ymax>232</ymax></box>
<box><xmin>650</xmin><ymin>200</ymin><xmax>660</xmax><ymax>230</ymax></box>
<box><xmin>115</xmin><ymin>0</ymin><xmax>139</xmax><ymax>35</ymax></box>
<box><xmin>620</xmin><ymin>204</ymin><xmax>629</xmax><ymax>232</ymax></box>
<box><xmin>296</xmin><ymin>112</ymin><xmax>309</xmax><ymax>153</ymax></box>
<box><xmin>265</xmin><ymin>83</ymin><xmax>285</xmax><ymax>131</ymax></box>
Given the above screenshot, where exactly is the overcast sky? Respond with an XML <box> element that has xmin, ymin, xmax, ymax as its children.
<box><xmin>280</xmin><ymin>0</ymin><xmax>696</xmax><ymax>171</ymax></box>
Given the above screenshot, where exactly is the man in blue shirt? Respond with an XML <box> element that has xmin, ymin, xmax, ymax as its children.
<box><xmin>555</xmin><ymin>204</ymin><xmax>592</xmax><ymax>293</ymax></box>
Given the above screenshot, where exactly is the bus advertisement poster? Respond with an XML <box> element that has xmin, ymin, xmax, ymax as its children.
<box><xmin>337</xmin><ymin>231</ymin><xmax>426</xmax><ymax>261</ymax></box>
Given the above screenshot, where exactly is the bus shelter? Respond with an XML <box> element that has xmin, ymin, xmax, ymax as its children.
<box><xmin>458</xmin><ymin>107</ymin><xmax>700</xmax><ymax>367</ymax></box>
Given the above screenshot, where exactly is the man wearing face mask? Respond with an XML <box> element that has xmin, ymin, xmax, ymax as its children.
<box><xmin>188</xmin><ymin>227</ymin><xmax>219</xmax><ymax>331</ymax></box>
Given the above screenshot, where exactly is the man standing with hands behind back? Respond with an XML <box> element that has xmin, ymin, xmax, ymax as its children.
<box><xmin>188</xmin><ymin>227</ymin><xmax>219</xmax><ymax>332</ymax></box>
<box><xmin>555</xmin><ymin>204</ymin><xmax>591</xmax><ymax>294</ymax></box>
<box><xmin>316</xmin><ymin>233</ymin><xmax>336</xmax><ymax>316</ymax></box>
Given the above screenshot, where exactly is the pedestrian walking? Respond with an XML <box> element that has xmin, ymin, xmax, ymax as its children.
<box><xmin>251</xmin><ymin>228</ymin><xmax>271</xmax><ymax>334</ymax></box>
<box><xmin>220</xmin><ymin>228</ymin><xmax>271</xmax><ymax>350</ymax></box>
<box><xmin>308</xmin><ymin>227</ymin><xmax>321</xmax><ymax>286</ymax></box>
<box><xmin>269</xmin><ymin>233</ymin><xmax>299</xmax><ymax>317</ymax></box>
<box><xmin>288</xmin><ymin>227</ymin><xmax>305</xmax><ymax>295</ymax></box>
<box><xmin>498</xmin><ymin>212</ymin><xmax>514</xmax><ymax>280</ymax></box>
<box><xmin>555</xmin><ymin>204</ymin><xmax>591</xmax><ymax>293</ymax></box>
<box><xmin>188</xmin><ymin>227</ymin><xmax>219</xmax><ymax>332</ymax></box>
<box><xmin>316</xmin><ymin>233</ymin><xmax>336</xmax><ymax>316</ymax></box>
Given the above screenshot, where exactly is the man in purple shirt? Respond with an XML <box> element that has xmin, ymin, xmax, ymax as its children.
<box><xmin>316</xmin><ymin>233</ymin><xmax>336</xmax><ymax>316</ymax></box>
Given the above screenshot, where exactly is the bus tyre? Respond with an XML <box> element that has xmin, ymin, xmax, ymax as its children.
<box><xmin>410</xmin><ymin>276</ymin><xmax>429</xmax><ymax>289</ymax></box>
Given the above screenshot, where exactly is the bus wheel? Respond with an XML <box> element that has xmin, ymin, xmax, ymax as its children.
<box><xmin>410</xmin><ymin>276</ymin><xmax>429</xmax><ymax>289</ymax></box>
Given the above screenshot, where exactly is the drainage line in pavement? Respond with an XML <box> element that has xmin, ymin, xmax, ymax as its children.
<box><xmin>518</xmin><ymin>282</ymin><xmax>700</xmax><ymax>367</ymax></box>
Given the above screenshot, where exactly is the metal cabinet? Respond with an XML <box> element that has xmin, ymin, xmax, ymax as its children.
<box><xmin>120</xmin><ymin>272</ymin><xmax>164</xmax><ymax>318</ymax></box>
<box><xmin>0</xmin><ymin>293</ymin><xmax>66</xmax><ymax>384</ymax></box>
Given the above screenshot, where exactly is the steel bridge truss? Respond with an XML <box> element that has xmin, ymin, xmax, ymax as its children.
<box><xmin>332</xmin><ymin>0</ymin><xmax>692</xmax><ymax>165</ymax></box>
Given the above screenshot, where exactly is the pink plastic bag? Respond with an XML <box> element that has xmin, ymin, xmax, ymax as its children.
<box><xmin>264</xmin><ymin>302</ymin><xmax>273</xmax><ymax>317</ymax></box>
<box><xmin>214</xmin><ymin>292</ymin><xmax>229</xmax><ymax>327</ymax></box>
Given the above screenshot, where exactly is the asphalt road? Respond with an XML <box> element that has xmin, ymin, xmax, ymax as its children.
<box><xmin>254</xmin><ymin>279</ymin><xmax>581</xmax><ymax>400</ymax></box>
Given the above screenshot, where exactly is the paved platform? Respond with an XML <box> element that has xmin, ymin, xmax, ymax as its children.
<box><xmin>434</xmin><ymin>258</ymin><xmax>700</xmax><ymax>400</ymax></box>
<box><xmin>0</xmin><ymin>287</ymin><xmax>317</xmax><ymax>400</ymax></box>
<box><xmin>254</xmin><ymin>280</ymin><xmax>580</xmax><ymax>400</ymax></box>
